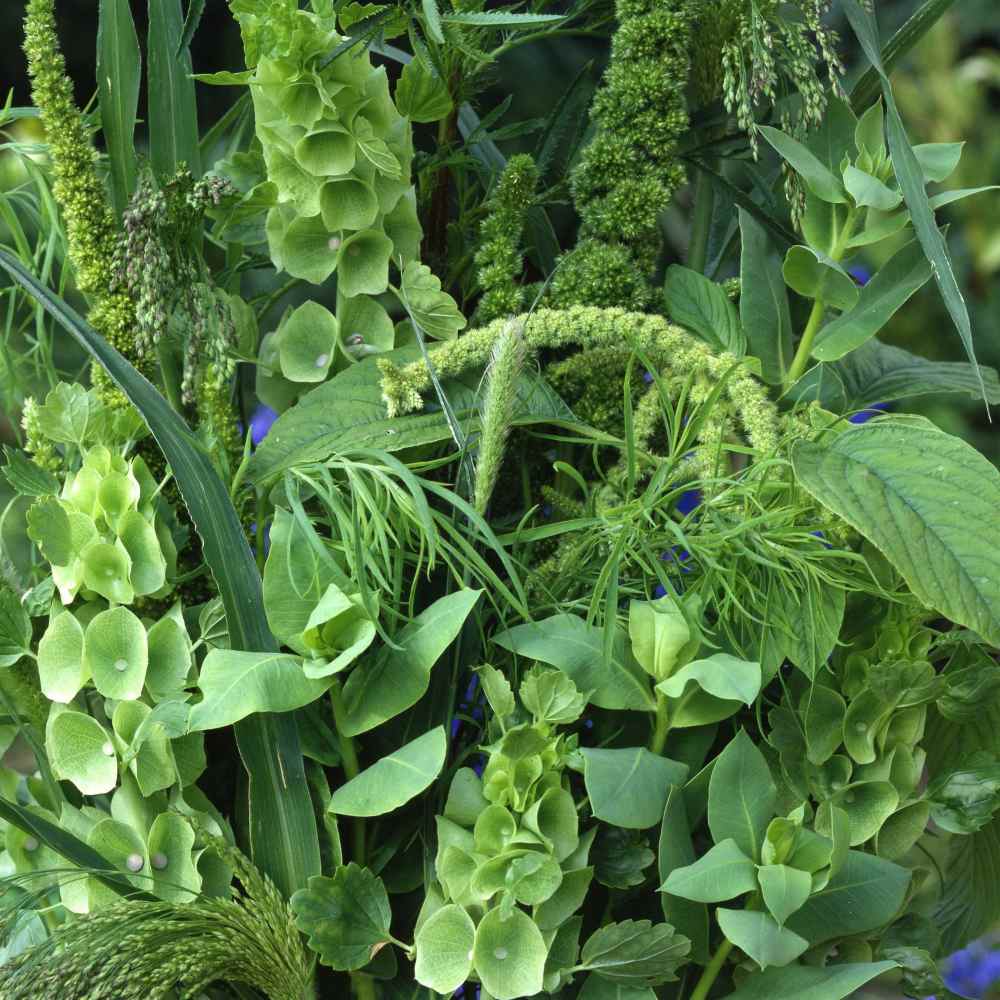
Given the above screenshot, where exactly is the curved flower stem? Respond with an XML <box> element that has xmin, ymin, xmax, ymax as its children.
<box><xmin>688</xmin><ymin>938</ymin><xmax>734</xmax><ymax>1000</ymax></box>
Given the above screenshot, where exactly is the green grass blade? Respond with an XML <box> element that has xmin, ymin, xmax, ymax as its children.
<box><xmin>0</xmin><ymin>249</ymin><xmax>320</xmax><ymax>899</ymax></box>
<box><xmin>147</xmin><ymin>0</ymin><xmax>201</xmax><ymax>177</ymax></box>
<box><xmin>97</xmin><ymin>0</ymin><xmax>141</xmax><ymax>216</ymax></box>
<box><xmin>849</xmin><ymin>0</ymin><xmax>959</xmax><ymax>113</ymax></box>
<box><xmin>842</xmin><ymin>0</ymin><xmax>983</xmax><ymax>403</ymax></box>
<box><xmin>178</xmin><ymin>0</ymin><xmax>206</xmax><ymax>55</ymax></box>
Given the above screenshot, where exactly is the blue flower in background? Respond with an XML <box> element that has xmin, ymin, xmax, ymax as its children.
<box><xmin>677</xmin><ymin>489</ymin><xmax>701</xmax><ymax>516</ymax></box>
<box><xmin>929</xmin><ymin>940</ymin><xmax>1000</xmax><ymax>999</ymax></box>
<box><xmin>250</xmin><ymin>404</ymin><xmax>279</xmax><ymax>446</ymax></box>
<box><xmin>849</xmin><ymin>401</ymin><xmax>890</xmax><ymax>425</ymax></box>
<box><xmin>848</xmin><ymin>264</ymin><xmax>872</xmax><ymax>285</ymax></box>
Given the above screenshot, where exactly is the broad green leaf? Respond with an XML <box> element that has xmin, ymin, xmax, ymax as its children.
<box><xmin>395</xmin><ymin>58</ymin><xmax>453</xmax><ymax>123</ymax></box>
<box><xmin>929</xmin><ymin>185</ymin><xmax>1000</xmax><ymax>210</ymax></box>
<box><xmin>520</xmin><ymin>666</ymin><xmax>586</xmax><ymax>726</ymax></box>
<box><xmin>739</xmin><ymin>210</ymin><xmax>794</xmax><ymax>384</ymax></box>
<box><xmin>658</xmin><ymin>786</ymin><xmax>709</xmax><ymax>962</ymax></box>
<box><xmin>473</xmin><ymin>906</ymin><xmax>547</xmax><ymax>1000</ymax></box>
<box><xmin>855</xmin><ymin>101</ymin><xmax>885</xmax><ymax>159</ymax></box>
<box><xmin>581</xmin><ymin>747</ymin><xmax>688</xmax><ymax>829</ymax></box>
<box><xmin>813</xmin><ymin>238</ymin><xmax>933</xmax><ymax>361</ymax></box>
<box><xmin>340</xmin><ymin>589</ymin><xmax>481</xmax><ymax>736</ymax></box>
<box><xmin>817</xmin><ymin>781</ymin><xmax>899</xmax><ymax>845</ymax></box>
<box><xmin>0</xmin><ymin>249</ymin><xmax>319</xmax><ymax>898</ymax></box>
<box><xmin>494</xmin><ymin>614</ymin><xmax>654</xmax><ymax>712</ymax></box>
<box><xmin>46</xmin><ymin>710</ymin><xmax>118</xmax><ymax>796</ymax></box>
<box><xmin>758</xmin><ymin>126</ymin><xmax>846</xmax><ymax>204</ymax></box>
<box><xmin>146</xmin><ymin>812</ymin><xmax>200</xmax><ymax>902</ymax></box>
<box><xmin>912</xmin><ymin>142</ymin><xmax>964</xmax><ymax>183</ymax></box>
<box><xmin>757</xmin><ymin>865</ymin><xmax>813</xmax><ymax>926</ymax></box>
<box><xmin>842</xmin><ymin>166</ymin><xmax>902</xmax><ymax>211</ymax></box>
<box><xmin>716</xmin><ymin>909</ymin><xmax>808</xmax><ymax>970</ymax></box>
<box><xmin>84</xmin><ymin>606</ymin><xmax>148</xmax><ymax>701</ymax></box>
<box><xmin>708</xmin><ymin>731</ymin><xmax>776</xmax><ymax>861</ymax></box>
<box><xmin>842</xmin><ymin>0</ymin><xmax>984</xmax><ymax>396</ymax></box>
<box><xmin>782</xmin><ymin>246</ymin><xmax>859</xmax><ymax>312</ymax></box>
<box><xmin>933</xmin><ymin>815</ymin><xmax>1000</xmax><ymax>952</ymax></box>
<box><xmin>1</xmin><ymin>447</ymin><xmax>60</xmax><ymax>497</ymax></box>
<box><xmin>398</xmin><ymin>260</ymin><xmax>466</xmax><ymax>340</ymax></box>
<box><xmin>189</xmin><ymin>650</ymin><xmax>331</xmax><ymax>732</ymax></box>
<box><xmin>147</xmin><ymin>0</ymin><xmax>201</xmax><ymax>178</ymax></box>
<box><xmin>786</xmin><ymin>849</ymin><xmax>909</xmax><ymax>943</ymax></box>
<box><xmin>656</xmin><ymin>654</ymin><xmax>760</xmax><ymax>707</ymax></box>
<box><xmin>662</xmin><ymin>266</ymin><xmax>745</xmax><ymax>355</ymax></box>
<box><xmin>723</xmin><ymin>961</ymin><xmax>896</xmax><ymax>1000</ymax></box>
<box><xmin>26</xmin><ymin>497</ymin><xmax>75</xmax><ymax>567</ymax></box>
<box><xmin>0</xmin><ymin>587</ymin><xmax>33</xmax><ymax>669</ymax></box>
<box><xmin>291</xmin><ymin>865</ymin><xmax>392</xmax><ymax>971</ymax></box>
<box><xmin>579</xmin><ymin>919</ymin><xmax>690</xmax><ymax>986</ymax></box>
<box><xmin>98</xmin><ymin>0</ymin><xmax>141</xmax><ymax>215</ymax></box>
<box><xmin>791</xmin><ymin>420</ymin><xmax>1000</xmax><ymax>645</ymax></box>
<box><xmin>414</xmin><ymin>903</ymin><xmax>475</xmax><ymax>993</ymax></box>
<box><xmin>328</xmin><ymin>727</ymin><xmax>446</xmax><ymax>817</ymax></box>
<box><xmin>628</xmin><ymin>595</ymin><xmax>694</xmax><ymax>684</ymax></box>
<box><xmin>802</xmin><ymin>684</ymin><xmax>847</xmax><ymax>766</ymax></box>
<box><xmin>876</xmin><ymin>800</ymin><xmax>931</xmax><ymax>860</ymax></box>
<box><xmin>661</xmin><ymin>838</ymin><xmax>757</xmax><ymax>903</ymax></box>
<box><xmin>444</xmin><ymin>768</ymin><xmax>489</xmax><ymax>828</ymax></box>
<box><xmin>477</xmin><ymin>664</ymin><xmax>515</xmax><ymax>719</ymax></box>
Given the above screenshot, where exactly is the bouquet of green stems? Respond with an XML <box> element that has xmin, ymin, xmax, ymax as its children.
<box><xmin>0</xmin><ymin>1</ymin><xmax>999</xmax><ymax>998</ymax></box>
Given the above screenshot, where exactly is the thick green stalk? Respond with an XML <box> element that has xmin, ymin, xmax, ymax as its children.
<box><xmin>688</xmin><ymin>938</ymin><xmax>734</xmax><ymax>1000</ymax></box>
<box><xmin>649</xmin><ymin>693</ymin><xmax>671</xmax><ymax>755</ymax></box>
<box><xmin>329</xmin><ymin>681</ymin><xmax>365</xmax><ymax>864</ymax></box>
<box><xmin>687</xmin><ymin>163</ymin><xmax>716</xmax><ymax>275</ymax></box>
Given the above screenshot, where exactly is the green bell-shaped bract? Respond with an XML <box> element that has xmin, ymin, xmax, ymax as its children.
<box><xmin>277</xmin><ymin>300</ymin><xmax>339</xmax><ymax>383</ymax></box>
<box><xmin>296</xmin><ymin>124</ymin><xmax>357</xmax><ymax>177</ymax></box>
<box><xmin>267</xmin><ymin>208</ymin><xmax>340</xmax><ymax>284</ymax></box>
<box><xmin>337</xmin><ymin>292</ymin><xmax>396</xmax><ymax>358</ymax></box>
<box><xmin>336</xmin><ymin>229</ymin><xmax>394</xmax><ymax>298</ymax></box>
<box><xmin>319</xmin><ymin>175</ymin><xmax>379</xmax><ymax>232</ymax></box>
<box><xmin>256</xmin><ymin>330</ymin><xmax>303</xmax><ymax>413</ymax></box>
<box><xmin>384</xmin><ymin>189</ymin><xmax>422</xmax><ymax>263</ymax></box>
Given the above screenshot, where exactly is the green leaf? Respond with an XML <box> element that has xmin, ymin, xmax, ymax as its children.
<box><xmin>477</xmin><ymin>664</ymin><xmax>515</xmax><ymax>719</ymax></box>
<box><xmin>26</xmin><ymin>496</ymin><xmax>75</xmax><ymax>566</ymax></box>
<box><xmin>739</xmin><ymin>210</ymin><xmax>794</xmax><ymax>384</ymax></box>
<box><xmin>395</xmin><ymin>58</ymin><xmax>453</xmax><ymax>123</ymax></box>
<box><xmin>782</xmin><ymin>247</ymin><xmax>859</xmax><ymax>312</ymax></box>
<box><xmin>842</xmin><ymin>0</ymin><xmax>984</xmax><ymax>397</ymax></box>
<box><xmin>722</xmin><ymin>961</ymin><xmax>896</xmax><ymax>1000</ymax></box>
<box><xmin>1</xmin><ymin>446</ymin><xmax>59</xmax><ymax>497</ymax></box>
<box><xmin>414</xmin><ymin>903</ymin><xmax>475</xmax><ymax>993</ymax></box>
<box><xmin>581</xmin><ymin>747</ymin><xmax>688</xmax><ymax>829</ymax></box>
<box><xmin>656</xmin><ymin>654</ymin><xmax>761</xmax><ymax>707</ymax></box>
<box><xmin>812</xmin><ymin>237</ymin><xmax>933</xmax><ymax>361</ymax></box>
<box><xmin>660</xmin><ymin>838</ymin><xmax>758</xmax><ymax>903</ymax></box>
<box><xmin>912</xmin><ymin>142</ymin><xmax>964</xmax><ymax>183</ymax></box>
<box><xmin>785</xmin><ymin>850</ymin><xmax>909</xmax><ymax>943</ymax></box>
<box><xmin>842</xmin><ymin>166</ymin><xmax>902</xmax><ymax>212</ymax></box>
<box><xmin>98</xmin><ymin>0</ymin><xmax>141</xmax><ymax>215</ymax></box>
<box><xmin>578</xmin><ymin>980</ymin><xmax>655</xmax><ymax>1000</ymax></box>
<box><xmin>398</xmin><ymin>260</ymin><xmax>466</xmax><ymax>340</ymax></box>
<box><xmin>178</xmin><ymin>0</ymin><xmax>206</xmax><ymax>52</ymax></box>
<box><xmin>291</xmin><ymin>865</ymin><xmax>392</xmax><ymax>971</ymax></box>
<box><xmin>534</xmin><ymin>866</ymin><xmax>594</xmax><ymax>931</ymax></box>
<box><xmin>84</xmin><ymin>606</ymin><xmax>148</xmax><ymax>701</ymax></box>
<box><xmin>933</xmin><ymin>815</ymin><xmax>1000</xmax><ymax>952</ymax></box>
<box><xmin>757</xmin><ymin>127</ymin><xmax>846</xmax><ymax>204</ymax></box>
<box><xmin>658</xmin><ymin>786</ymin><xmax>709</xmax><ymax>962</ymax></box>
<box><xmin>802</xmin><ymin>684</ymin><xmax>847</xmax><ymax>766</ymax></box>
<box><xmin>519</xmin><ymin>666</ymin><xmax>586</xmax><ymax>727</ymax></box>
<box><xmin>338</xmin><ymin>229</ymin><xmax>394</xmax><ymax>298</ymax></box>
<box><xmin>662</xmin><ymin>266</ymin><xmax>745</xmax><ymax>355</ymax></box>
<box><xmin>328</xmin><ymin>727</ymin><xmax>446</xmax><ymax>817</ymax></box>
<box><xmin>757</xmin><ymin>865</ymin><xmax>813</xmax><ymax>926</ymax></box>
<box><xmin>473</xmin><ymin>906</ymin><xmax>548</xmax><ymax>1000</ymax></box>
<box><xmin>817</xmin><ymin>781</ymin><xmax>899</xmax><ymax>845</ymax></box>
<box><xmin>929</xmin><ymin>185</ymin><xmax>1000</xmax><ymax>210</ymax></box>
<box><xmin>340</xmin><ymin>589</ymin><xmax>481</xmax><ymax>736</ymax></box>
<box><xmin>791</xmin><ymin>420</ymin><xmax>1000</xmax><ymax>645</ymax></box>
<box><xmin>628</xmin><ymin>595</ymin><xmax>694</xmax><ymax>685</ymax></box>
<box><xmin>708</xmin><ymin>731</ymin><xmax>776</xmax><ymax>861</ymax></box>
<box><xmin>0</xmin><ymin>246</ymin><xmax>319</xmax><ymax>900</ymax></box>
<box><xmin>716</xmin><ymin>909</ymin><xmax>808</xmax><ymax>970</ymax></box>
<box><xmin>147</xmin><ymin>0</ymin><xmax>201</xmax><ymax>178</ymax></box>
<box><xmin>46</xmin><ymin>709</ymin><xmax>118</xmax><ymax>796</ymax></box>
<box><xmin>421</xmin><ymin>0</ymin><xmax>445</xmax><ymax>43</ymax></box>
<box><xmin>441</xmin><ymin>10</ymin><xmax>565</xmax><ymax>27</ymax></box>
<box><xmin>579</xmin><ymin>919</ymin><xmax>690</xmax><ymax>986</ymax></box>
<box><xmin>0</xmin><ymin>587</ymin><xmax>32</xmax><ymax>669</ymax></box>
<box><xmin>927</xmin><ymin>753</ymin><xmax>1000</xmax><ymax>834</ymax></box>
<box><xmin>494</xmin><ymin>614</ymin><xmax>654</xmax><ymax>712</ymax></box>
<box><xmin>188</xmin><ymin>650</ymin><xmax>331</xmax><ymax>732</ymax></box>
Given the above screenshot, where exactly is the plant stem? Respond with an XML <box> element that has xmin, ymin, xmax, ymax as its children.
<box><xmin>351</xmin><ymin>973</ymin><xmax>377</xmax><ymax>1000</ymax></box>
<box><xmin>329</xmin><ymin>681</ymin><xmax>365</xmax><ymax>864</ymax></box>
<box><xmin>784</xmin><ymin>295</ymin><xmax>826</xmax><ymax>386</ymax></box>
<box><xmin>687</xmin><ymin>163</ymin><xmax>715</xmax><ymax>275</ymax></box>
<box><xmin>649</xmin><ymin>693</ymin><xmax>671</xmax><ymax>755</ymax></box>
<box><xmin>688</xmin><ymin>938</ymin><xmax>734</xmax><ymax>1000</ymax></box>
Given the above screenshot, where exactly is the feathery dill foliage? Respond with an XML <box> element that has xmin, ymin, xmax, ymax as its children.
<box><xmin>474</xmin><ymin>156</ymin><xmax>539</xmax><ymax>325</ymax></box>
<box><xmin>0</xmin><ymin>845</ymin><xmax>311</xmax><ymax>1000</ymax></box>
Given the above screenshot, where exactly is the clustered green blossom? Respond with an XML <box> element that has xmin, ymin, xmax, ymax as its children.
<box><xmin>558</xmin><ymin>0</ymin><xmax>694</xmax><ymax>301</ymax></box>
<box><xmin>474</xmin><ymin>154</ymin><xmax>539</xmax><ymax>325</ymax></box>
